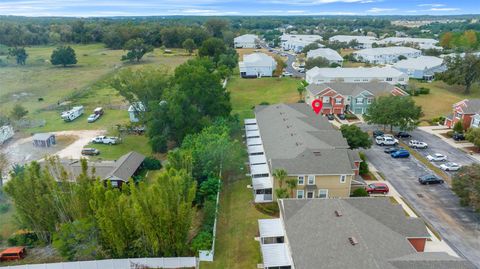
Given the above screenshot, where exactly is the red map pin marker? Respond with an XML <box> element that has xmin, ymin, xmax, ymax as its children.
<box><xmin>312</xmin><ymin>99</ymin><xmax>323</xmax><ymax>115</ymax></box>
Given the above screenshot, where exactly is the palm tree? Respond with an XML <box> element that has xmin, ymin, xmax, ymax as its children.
<box><xmin>0</xmin><ymin>153</ymin><xmax>8</xmax><ymax>187</ymax></box>
<box><xmin>273</xmin><ymin>169</ymin><xmax>288</xmax><ymax>188</ymax></box>
<box><xmin>286</xmin><ymin>178</ymin><xmax>298</xmax><ymax>198</ymax></box>
<box><xmin>275</xmin><ymin>188</ymin><xmax>289</xmax><ymax>199</ymax></box>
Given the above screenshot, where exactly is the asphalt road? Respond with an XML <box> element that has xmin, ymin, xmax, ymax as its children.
<box><xmin>284</xmin><ymin>53</ymin><xmax>305</xmax><ymax>78</ymax></box>
<box><xmin>365</xmin><ymin>132</ymin><xmax>480</xmax><ymax>268</ymax></box>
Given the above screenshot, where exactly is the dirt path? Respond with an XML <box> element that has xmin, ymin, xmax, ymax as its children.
<box><xmin>1</xmin><ymin>129</ymin><xmax>105</xmax><ymax>172</ymax></box>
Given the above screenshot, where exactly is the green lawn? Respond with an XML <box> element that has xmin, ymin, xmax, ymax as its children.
<box><xmin>201</xmin><ymin>178</ymin><xmax>271</xmax><ymax>269</ymax></box>
<box><xmin>412</xmin><ymin>81</ymin><xmax>480</xmax><ymax>121</ymax></box>
<box><xmin>228</xmin><ymin>76</ymin><xmax>302</xmax><ymax>119</ymax></box>
<box><xmin>88</xmin><ymin>135</ymin><xmax>152</xmax><ymax>160</ymax></box>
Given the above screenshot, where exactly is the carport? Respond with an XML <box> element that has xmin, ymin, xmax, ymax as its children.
<box><xmin>32</xmin><ymin>133</ymin><xmax>56</xmax><ymax>147</ymax></box>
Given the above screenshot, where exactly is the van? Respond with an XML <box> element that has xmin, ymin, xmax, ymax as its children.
<box><xmin>93</xmin><ymin>107</ymin><xmax>104</xmax><ymax>116</ymax></box>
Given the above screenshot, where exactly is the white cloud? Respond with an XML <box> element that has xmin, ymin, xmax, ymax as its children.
<box><xmin>429</xmin><ymin>7</ymin><xmax>460</xmax><ymax>11</ymax></box>
<box><xmin>367</xmin><ymin>7</ymin><xmax>396</xmax><ymax>13</ymax></box>
<box><xmin>418</xmin><ymin>3</ymin><xmax>445</xmax><ymax>7</ymax></box>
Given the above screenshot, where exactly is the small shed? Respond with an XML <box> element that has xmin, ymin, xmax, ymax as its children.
<box><xmin>32</xmin><ymin>133</ymin><xmax>56</xmax><ymax>147</ymax></box>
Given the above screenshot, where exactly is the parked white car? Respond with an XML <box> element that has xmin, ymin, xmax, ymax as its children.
<box><xmin>91</xmin><ymin>135</ymin><xmax>119</xmax><ymax>145</ymax></box>
<box><xmin>409</xmin><ymin>140</ymin><xmax>428</xmax><ymax>149</ymax></box>
<box><xmin>282</xmin><ymin>71</ymin><xmax>292</xmax><ymax>77</ymax></box>
<box><xmin>375</xmin><ymin>135</ymin><xmax>399</xmax><ymax>146</ymax></box>
<box><xmin>87</xmin><ymin>114</ymin><xmax>100</xmax><ymax>123</ymax></box>
<box><xmin>426</xmin><ymin>153</ymin><xmax>447</xmax><ymax>162</ymax></box>
<box><xmin>440</xmin><ymin>162</ymin><xmax>461</xmax><ymax>171</ymax></box>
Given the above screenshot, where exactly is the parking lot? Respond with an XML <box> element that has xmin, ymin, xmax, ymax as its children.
<box><xmin>366</xmin><ymin>132</ymin><xmax>480</xmax><ymax>267</ymax></box>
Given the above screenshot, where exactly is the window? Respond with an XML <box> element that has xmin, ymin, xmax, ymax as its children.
<box><xmin>366</xmin><ymin>98</ymin><xmax>372</xmax><ymax>104</ymax></box>
<box><xmin>340</xmin><ymin>175</ymin><xmax>347</xmax><ymax>183</ymax></box>
<box><xmin>111</xmin><ymin>181</ymin><xmax>119</xmax><ymax>187</ymax></box>
<box><xmin>297</xmin><ymin>190</ymin><xmax>305</xmax><ymax>199</ymax></box>
<box><xmin>386</xmin><ymin>77</ymin><xmax>393</xmax><ymax>82</ymax></box>
<box><xmin>322</xmin><ymin>96</ymin><xmax>330</xmax><ymax>103</ymax></box>
<box><xmin>306</xmin><ymin>191</ymin><xmax>314</xmax><ymax>199</ymax></box>
<box><xmin>297</xmin><ymin>176</ymin><xmax>305</xmax><ymax>185</ymax></box>
<box><xmin>307</xmin><ymin>175</ymin><xmax>315</xmax><ymax>185</ymax></box>
<box><xmin>318</xmin><ymin>189</ymin><xmax>328</xmax><ymax>198</ymax></box>
<box><xmin>335</xmin><ymin>98</ymin><xmax>342</xmax><ymax>104</ymax></box>
<box><xmin>356</xmin><ymin>98</ymin><xmax>364</xmax><ymax>104</ymax></box>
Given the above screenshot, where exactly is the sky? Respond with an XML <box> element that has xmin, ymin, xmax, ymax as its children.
<box><xmin>0</xmin><ymin>0</ymin><xmax>478</xmax><ymax>17</ymax></box>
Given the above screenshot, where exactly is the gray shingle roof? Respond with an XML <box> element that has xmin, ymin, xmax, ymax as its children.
<box><xmin>389</xmin><ymin>252</ymin><xmax>475</xmax><ymax>269</ymax></box>
<box><xmin>254</xmin><ymin>103</ymin><xmax>356</xmax><ymax>175</ymax></box>
<box><xmin>462</xmin><ymin>99</ymin><xmax>480</xmax><ymax>114</ymax></box>
<box><xmin>278</xmin><ymin>198</ymin><xmax>472</xmax><ymax>269</ymax></box>
<box><xmin>306</xmin><ymin>82</ymin><xmax>400</xmax><ymax>97</ymax></box>
<box><xmin>32</xmin><ymin>133</ymin><xmax>54</xmax><ymax>141</ymax></box>
<box><xmin>43</xmin><ymin>151</ymin><xmax>145</xmax><ymax>183</ymax></box>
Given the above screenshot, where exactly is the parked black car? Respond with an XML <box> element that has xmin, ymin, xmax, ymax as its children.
<box><xmin>384</xmin><ymin>147</ymin><xmax>403</xmax><ymax>154</ymax></box>
<box><xmin>396</xmin><ymin>132</ymin><xmax>412</xmax><ymax>138</ymax></box>
<box><xmin>453</xmin><ymin>132</ymin><xmax>465</xmax><ymax>141</ymax></box>
<box><xmin>418</xmin><ymin>174</ymin><xmax>444</xmax><ymax>185</ymax></box>
<box><xmin>326</xmin><ymin>114</ymin><xmax>335</xmax><ymax>121</ymax></box>
<box><xmin>337</xmin><ymin>114</ymin><xmax>346</xmax><ymax>120</ymax></box>
<box><xmin>373</xmin><ymin>130</ymin><xmax>384</xmax><ymax>138</ymax></box>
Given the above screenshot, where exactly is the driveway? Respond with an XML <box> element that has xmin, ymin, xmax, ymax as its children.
<box><xmin>365</xmin><ymin>143</ymin><xmax>480</xmax><ymax>267</ymax></box>
<box><xmin>284</xmin><ymin>53</ymin><xmax>305</xmax><ymax>78</ymax></box>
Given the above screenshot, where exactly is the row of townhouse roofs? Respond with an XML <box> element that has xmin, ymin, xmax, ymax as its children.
<box><xmin>234</xmin><ymin>33</ymin><xmax>441</xmax><ymax>53</ymax></box>
<box><xmin>244</xmin><ymin>104</ymin><xmax>472</xmax><ymax>268</ymax></box>
<box><xmin>257</xmin><ymin>198</ymin><xmax>473</xmax><ymax>269</ymax></box>
<box><xmin>239</xmin><ymin>51</ymin><xmax>445</xmax><ymax>81</ymax></box>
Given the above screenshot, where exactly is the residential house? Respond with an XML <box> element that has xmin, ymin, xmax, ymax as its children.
<box><xmin>234</xmin><ymin>34</ymin><xmax>259</xmax><ymax>48</ymax></box>
<box><xmin>239</xmin><ymin>53</ymin><xmax>277</xmax><ymax>78</ymax></box>
<box><xmin>353</xmin><ymin>47</ymin><xmax>422</xmax><ymax>65</ymax></box>
<box><xmin>258</xmin><ymin>198</ymin><xmax>473</xmax><ymax>269</ymax></box>
<box><xmin>280</xmin><ymin>34</ymin><xmax>323</xmax><ymax>53</ymax></box>
<box><xmin>245</xmin><ymin>103</ymin><xmax>363</xmax><ymax>203</ymax></box>
<box><xmin>306</xmin><ymin>48</ymin><xmax>343</xmax><ymax>66</ymax></box>
<box><xmin>328</xmin><ymin>35</ymin><xmax>378</xmax><ymax>49</ymax></box>
<box><xmin>32</xmin><ymin>133</ymin><xmax>56</xmax><ymax>147</ymax></box>
<box><xmin>306</xmin><ymin>66</ymin><xmax>409</xmax><ymax>85</ymax></box>
<box><xmin>393</xmin><ymin>56</ymin><xmax>446</xmax><ymax>80</ymax></box>
<box><xmin>305</xmin><ymin>82</ymin><xmax>408</xmax><ymax>115</ymax></box>
<box><xmin>444</xmin><ymin>99</ymin><xmax>480</xmax><ymax>129</ymax></box>
<box><xmin>380</xmin><ymin>37</ymin><xmax>439</xmax><ymax>48</ymax></box>
<box><xmin>43</xmin><ymin>151</ymin><xmax>145</xmax><ymax>187</ymax></box>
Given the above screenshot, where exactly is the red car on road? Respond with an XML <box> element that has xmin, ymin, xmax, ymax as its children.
<box><xmin>365</xmin><ymin>183</ymin><xmax>389</xmax><ymax>195</ymax></box>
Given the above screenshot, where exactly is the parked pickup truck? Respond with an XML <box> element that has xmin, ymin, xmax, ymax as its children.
<box><xmin>91</xmin><ymin>135</ymin><xmax>119</xmax><ymax>145</ymax></box>
<box><xmin>375</xmin><ymin>135</ymin><xmax>399</xmax><ymax>146</ymax></box>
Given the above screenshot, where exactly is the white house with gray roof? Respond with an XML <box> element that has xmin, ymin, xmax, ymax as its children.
<box><xmin>234</xmin><ymin>34</ymin><xmax>259</xmax><ymax>48</ymax></box>
<box><xmin>280</xmin><ymin>34</ymin><xmax>323</xmax><ymax>53</ymax></box>
<box><xmin>306</xmin><ymin>66</ymin><xmax>409</xmax><ymax>85</ymax></box>
<box><xmin>393</xmin><ymin>56</ymin><xmax>446</xmax><ymax>80</ymax></box>
<box><xmin>245</xmin><ymin>103</ymin><xmax>363</xmax><ymax>203</ymax></box>
<box><xmin>239</xmin><ymin>53</ymin><xmax>277</xmax><ymax>78</ymax></box>
<box><xmin>380</xmin><ymin>37</ymin><xmax>439</xmax><ymax>48</ymax></box>
<box><xmin>257</xmin><ymin>198</ymin><xmax>472</xmax><ymax>269</ymax></box>
<box><xmin>329</xmin><ymin>35</ymin><xmax>378</xmax><ymax>49</ymax></box>
<box><xmin>306</xmin><ymin>48</ymin><xmax>343</xmax><ymax>66</ymax></box>
<box><xmin>353</xmin><ymin>46</ymin><xmax>422</xmax><ymax>64</ymax></box>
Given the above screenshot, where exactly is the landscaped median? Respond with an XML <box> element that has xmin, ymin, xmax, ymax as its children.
<box><xmin>398</xmin><ymin>141</ymin><xmax>450</xmax><ymax>184</ymax></box>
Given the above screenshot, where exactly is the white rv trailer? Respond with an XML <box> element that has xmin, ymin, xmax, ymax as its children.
<box><xmin>61</xmin><ymin>106</ymin><xmax>84</xmax><ymax>122</ymax></box>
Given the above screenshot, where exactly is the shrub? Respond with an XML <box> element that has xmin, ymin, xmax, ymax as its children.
<box><xmin>191</xmin><ymin>231</ymin><xmax>213</xmax><ymax>253</ymax></box>
<box><xmin>453</xmin><ymin>121</ymin><xmax>464</xmax><ymax>134</ymax></box>
<box><xmin>359</xmin><ymin>152</ymin><xmax>369</xmax><ymax>176</ymax></box>
<box><xmin>202</xmin><ymin>200</ymin><xmax>217</xmax><ymax>232</ymax></box>
<box><xmin>345</xmin><ymin>114</ymin><xmax>358</xmax><ymax>120</ymax></box>
<box><xmin>429</xmin><ymin>116</ymin><xmax>446</xmax><ymax>125</ymax></box>
<box><xmin>351</xmin><ymin>188</ymin><xmax>369</xmax><ymax>197</ymax></box>
<box><xmin>259</xmin><ymin>101</ymin><xmax>270</xmax><ymax>106</ymax></box>
<box><xmin>254</xmin><ymin>202</ymin><xmax>279</xmax><ymax>217</ymax></box>
<box><xmin>143</xmin><ymin>156</ymin><xmax>162</xmax><ymax>170</ymax></box>
<box><xmin>0</xmin><ymin>203</ymin><xmax>10</xmax><ymax>214</ymax></box>
<box><xmin>418</xmin><ymin>87</ymin><xmax>430</xmax><ymax>94</ymax></box>
<box><xmin>8</xmin><ymin>231</ymin><xmax>38</xmax><ymax>247</ymax></box>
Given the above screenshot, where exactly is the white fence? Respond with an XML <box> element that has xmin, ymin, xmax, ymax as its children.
<box><xmin>198</xmin><ymin>180</ymin><xmax>221</xmax><ymax>262</ymax></box>
<box><xmin>2</xmin><ymin>257</ymin><xmax>198</xmax><ymax>269</ymax></box>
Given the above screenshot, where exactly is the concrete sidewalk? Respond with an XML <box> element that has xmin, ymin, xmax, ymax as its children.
<box><xmin>417</xmin><ymin>126</ymin><xmax>480</xmax><ymax>162</ymax></box>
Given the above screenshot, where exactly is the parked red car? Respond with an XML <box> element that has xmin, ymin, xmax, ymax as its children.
<box><xmin>0</xmin><ymin>247</ymin><xmax>26</xmax><ymax>262</ymax></box>
<box><xmin>365</xmin><ymin>183</ymin><xmax>389</xmax><ymax>195</ymax></box>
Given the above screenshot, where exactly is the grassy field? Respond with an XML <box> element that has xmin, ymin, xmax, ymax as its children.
<box><xmin>87</xmin><ymin>135</ymin><xmax>152</xmax><ymax>160</ymax></box>
<box><xmin>201</xmin><ymin>178</ymin><xmax>271</xmax><ymax>269</ymax></box>
<box><xmin>413</xmin><ymin>81</ymin><xmax>480</xmax><ymax>121</ymax></box>
<box><xmin>228</xmin><ymin>76</ymin><xmax>302</xmax><ymax>119</ymax></box>
<box><xmin>0</xmin><ymin>44</ymin><xmax>191</xmax><ymax>134</ymax></box>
